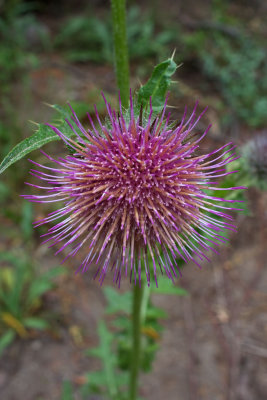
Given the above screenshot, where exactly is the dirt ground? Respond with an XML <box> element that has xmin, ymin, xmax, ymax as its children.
<box><xmin>0</xmin><ymin>1</ymin><xmax>267</xmax><ymax>399</ymax></box>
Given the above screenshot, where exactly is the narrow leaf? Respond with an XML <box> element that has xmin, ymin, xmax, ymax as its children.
<box><xmin>61</xmin><ymin>380</ymin><xmax>74</xmax><ymax>400</ymax></box>
<box><xmin>1</xmin><ymin>313</ymin><xmax>27</xmax><ymax>337</ymax></box>
<box><xmin>0</xmin><ymin>329</ymin><xmax>16</xmax><ymax>357</ymax></box>
<box><xmin>23</xmin><ymin>317</ymin><xmax>49</xmax><ymax>330</ymax></box>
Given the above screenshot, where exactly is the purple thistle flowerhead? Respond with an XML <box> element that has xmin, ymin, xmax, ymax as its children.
<box><xmin>23</xmin><ymin>93</ymin><xmax>244</xmax><ymax>287</ymax></box>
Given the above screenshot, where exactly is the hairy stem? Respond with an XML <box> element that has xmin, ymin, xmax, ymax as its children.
<box><xmin>111</xmin><ymin>0</ymin><xmax>130</xmax><ymax>108</ymax></box>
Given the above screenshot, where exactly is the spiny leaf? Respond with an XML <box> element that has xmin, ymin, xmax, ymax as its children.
<box><xmin>137</xmin><ymin>58</ymin><xmax>177</xmax><ymax>112</ymax></box>
<box><xmin>0</xmin><ymin>106</ymin><xmax>74</xmax><ymax>175</ymax></box>
<box><xmin>87</xmin><ymin>321</ymin><xmax>119</xmax><ymax>399</ymax></box>
<box><xmin>51</xmin><ymin>104</ymin><xmax>72</xmax><ymax>119</ymax></box>
<box><xmin>103</xmin><ymin>287</ymin><xmax>132</xmax><ymax>315</ymax></box>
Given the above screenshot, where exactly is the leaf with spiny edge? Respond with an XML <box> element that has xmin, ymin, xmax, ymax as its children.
<box><xmin>0</xmin><ymin>105</ymin><xmax>75</xmax><ymax>175</ymax></box>
<box><xmin>136</xmin><ymin>56</ymin><xmax>178</xmax><ymax>113</ymax></box>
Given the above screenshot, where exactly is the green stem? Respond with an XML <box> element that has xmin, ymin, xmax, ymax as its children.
<box><xmin>111</xmin><ymin>0</ymin><xmax>130</xmax><ymax>108</ymax></box>
<box><xmin>110</xmin><ymin>2</ymin><xmax>140</xmax><ymax>398</ymax></box>
<box><xmin>129</xmin><ymin>284</ymin><xmax>143</xmax><ymax>400</ymax></box>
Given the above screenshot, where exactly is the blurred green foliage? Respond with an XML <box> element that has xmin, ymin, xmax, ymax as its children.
<box><xmin>60</xmin><ymin>279</ymin><xmax>187</xmax><ymax>400</ymax></box>
<box><xmin>0</xmin><ymin>250</ymin><xmax>65</xmax><ymax>356</ymax></box>
<box><xmin>59</xmin><ymin>280</ymin><xmax>186</xmax><ymax>399</ymax></box>
<box><xmin>186</xmin><ymin>32</ymin><xmax>267</xmax><ymax>127</ymax></box>
<box><xmin>0</xmin><ymin>1</ymin><xmax>49</xmax><ymax>94</ymax></box>
<box><xmin>224</xmin><ymin>135</ymin><xmax>267</xmax><ymax>193</ymax></box>
<box><xmin>76</xmin><ymin>281</ymin><xmax>187</xmax><ymax>399</ymax></box>
<box><xmin>240</xmin><ymin>134</ymin><xmax>267</xmax><ymax>191</ymax></box>
<box><xmin>0</xmin><ymin>189</ymin><xmax>65</xmax><ymax>356</ymax></box>
<box><xmin>181</xmin><ymin>1</ymin><xmax>267</xmax><ymax>128</ymax></box>
<box><xmin>55</xmin><ymin>6</ymin><xmax>176</xmax><ymax>63</ymax></box>
<box><xmin>61</xmin><ymin>381</ymin><xmax>75</xmax><ymax>400</ymax></box>
<box><xmin>0</xmin><ymin>1</ymin><xmax>49</xmax><ymax>194</ymax></box>
<box><xmin>53</xmin><ymin>1</ymin><xmax>267</xmax><ymax>128</ymax></box>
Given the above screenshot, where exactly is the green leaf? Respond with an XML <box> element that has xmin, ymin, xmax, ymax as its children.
<box><xmin>61</xmin><ymin>380</ymin><xmax>74</xmax><ymax>400</ymax></box>
<box><xmin>0</xmin><ymin>124</ymin><xmax>57</xmax><ymax>174</ymax></box>
<box><xmin>27</xmin><ymin>279</ymin><xmax>54</xmax><ymax>305</ymax></box>
<box><xmin>0</xmin><ymin>105</ymin><xmax>75</xmax><ymax>175</ymax></box>
<box><xmin>112</xmin><ymin>316</ymin><xmax>131</xmax><ymax>330</ymax></box>
<box><xmin>51</xmin><ymin>104</ymin><xmax>72</xmax><ymax>119</ymax></box>
<box><xmin>7</xmin><ymin>261</ymin><xmax>28</xmax><ymax>317</ymax></box>
<box><xmin>103</xmin><ymin>287</ymin><xmax>132</xmax><ymax>315</ymax></box>
<box><xmin>84</xmin><ymin>370</ymin><xmax>107</xmax><ymax>389</ymax></box>
<box><xmin>86</xmin><ymin>321</ymin><xmax>118</xmax><ymax>399</ymax></box>
<box><xmin>0</xmin><ymin>181</ymin><xmax>10</xmax><ymax>202</ymax></box>
<box><xmin>146</xmin><ymin>306</ymin><xmax>167</xmax><ymax>319</ymax></box>
<box><xmin>86</xmin><ymin>321</ymin><xmax>114</xmax><ymax>360</ymax></box>
<box><xmin>140</xmin><ymin>342</ymin><xmax>159</xmax><ymax>372</ymax></box>
<box><xmin>0</xmin><ymin>251</ymin><xmax>23</xmax><ymax>266</ymax></box>
<box><xmin>137</xmin><ymin>58</ymin><xmax>177</xmax><ymax>112</ymax></box>
<box><xmin>40</xmin><ymin>266</ymin><xmax>66</xmax><ymax>281</ymax></box>
<box><xmin>23</xmin><ymin>317</ymin><xmax>49</xmax><ymax>330</ymax></box>
<box><xmin>0</xmin><ymin>329</ymin><xmax>16</xmax><ymax>357</ymax></box>
<box><xmin>20</xmin><ymin>201</ymin><xmax>33</xmax><ymax>240</ymax></box>
<box><xmin>151</xmin><ymin>275</ymin><xmax>188</xmax><ymax>296</ymax></box>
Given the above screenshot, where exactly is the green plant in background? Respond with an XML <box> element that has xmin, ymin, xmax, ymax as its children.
<box><xmin>201</xmin><ymin>34</ymin><xmax>267</xmax><ymax>127</ymax></box>
<box><xmin>61</xmin><ymin>380</ymin><xmax>75</xmax><ymax>400</ymax></box>
<box><xmin>60</xmin><ymin>279</ymin><xmax>187</xmax><ymax>400</ymax></box>
<box><xmin>0</xmin><ymin>251</ymin><xmax>65</xmax><ymax>356</ymax></box>
<box><xmin>241</xmin><ymin>133</ymin><xmax>267</xmax><ymax>190</ymax></box>
<box><xmin>181</xmin><ymin>3</ymin><xmax>267</xmax><ymax>128</ymax></box>
<box><xmin>54</xmin><ymin>15</ymin><xmax>113</xmax><ymax>63</ymax></box>
<box><xmin>127</xmin><ymin>6</ymin><xmax>176</xmax><ymax>61</ymax></box>
<box><xmin>83</xmin><ymin>282</ymin><xmax>187</xmax><ymax>399</ymax></box>
<box><xmin>0</xmin><ymin>1</ymin><xmax>48</xmax><ymax>94</ymax></box>
<box><xmin>223</xmin><ymin>132</ymin><xmax>267</xmax><ymax>193</ymax></box>
<box><xmin>0</xmin><ymin>1</ymin><xmax>261</xmax><ymax>400</ymax></box>
<box><xmin>0</xmin><ymin>1</ymin><xmax>49</xmax><ymax>198</ymax></box>
<box><xmin>55</xmin><ymin>6</ymin><xmax>175</xmax><ymax>64</ymax></box>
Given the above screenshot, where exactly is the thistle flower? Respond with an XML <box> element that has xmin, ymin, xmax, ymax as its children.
<box><xmin>23</xmin><ymin>94</ymin><xmax>244</xmax><ymax>286</ymax></box>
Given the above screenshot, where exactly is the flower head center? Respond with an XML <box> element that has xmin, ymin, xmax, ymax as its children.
<box><xmin>109</xmin><ymin>139</ymin><xmax>162</xmax><ymax>204</ymax></box>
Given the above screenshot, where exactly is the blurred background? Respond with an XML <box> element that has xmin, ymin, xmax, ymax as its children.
<box><xmin>0</xmin><ymin>0</ymin><xmax>266</xmax><ymax>399</ymax></box>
